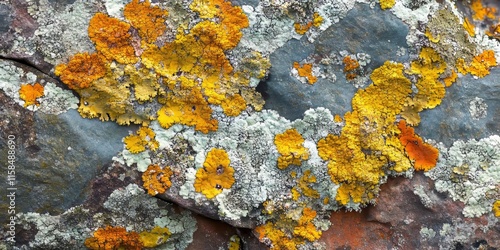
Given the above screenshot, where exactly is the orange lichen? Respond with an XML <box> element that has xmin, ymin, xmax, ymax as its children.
<box><xmin>221</xmin><ymin>94</ymin><xmax>247</xmax><ymax>116</ymax></box>
<box><xmin>138</xmin><ymin>226</ymin><xmax>170</xmax><ymax>248</ymax></box>
<box><xmin>88</xmin><ymin>13</ymin><xmax>137</xmax><ymax>64</ymax></box>
<box><xmin>493</xmin><ymin>200</ymin><xmax>500</xmax><ymax>217</ymax></box>
<box><xmin>274</xmin><ymin>129</ymin><xmax>309</xmax><ymax>169</ymax></box>
<box><xmin>189</xmin><ymin>0</ymin><xmax>249</xmax><ymax>50</ymax></box>
<box><xmin>294</xmin><ymin>22</ymin><xmax>313</xmax><ymax>35</ymax></box>
<box><xmin>398</xmin><ymin>120</ymin><xmax>439</xmax><ymax>171</ymax></box>
<box><xmin>84</xmin><ymin>226</ymin><xmax>143</xmax><ymax>250</ymax></box>
<box><xmin>142</xmin><ymin>164</ymin><xmax>173</xmax><ymax>196</ymax></box>
<box><xmin>471</xmin><ymin>0</ymin><xmax>497</xmax><ymax>21</ymax></box>
<box><xmin>19</xmin><ymin>83</ymin><xmax>44</xmax><ymax>107</ymax></box>
<box><xmin>294</xmin><ymin>13</ymin><xmax>323</xmax><ymax>35</ymax></box>
<box><xmin>487</xmin><ymin>24</ymin><xmax>500</xmax><ymax>40</ymax></box>
<box><xmin>123</xmin><ymin>0</ymin><xmax>168</xmax><ymax>44</ymax></box>
<box><xmin>293</xmin><ymin>62</ymin><xmax>317</xmax><ymax>84</ymax></box>
<box><xmin>57</xmin><ymin>0</ymin><xmax>266</xmax><ymax>131</ymax></box>
<box><xmin>123</xmin><ymin>126</ymin><xmax>159</xmax><ymax>154</ymax></box>
<box><xmin>343</xmin><ymin>56</ymin><xmax>360</xmax><ymax>80</ymax></box>
<box><xmin>317</xmin><ymin>61</ymin><xmax>413</xmax><ymax>205</ymax></box>
<box><xmin>194</xmin><ymin>148</ymin><xmax>235</xmax><ymax>199</ymax></box>
<box><xmin>379</xmin><ymin>0</ymin><xmax>396</xmax><ymax>10</ymax></box>
<box><xmin>467</xmin><ymin>50</ymin><xmax>497</xmax><ymax>77</ymax></box>
<box><xmin>463</xmin><ymin>17</ymin><xmax>476</xmax><ymax>37</ymax></box>
<box><xmin>54</xmin><ymin>52</ymin><xmax>107</xmax><ymax>90</ymax></box>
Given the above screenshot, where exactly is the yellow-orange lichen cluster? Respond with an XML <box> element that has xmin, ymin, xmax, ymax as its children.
<box><xmin>274</xmin><ymin>129</ymin><xmax>309</xmax><ymax>169</ymax></box>
<box><xmin>255</xmin><ymin>207</ymin><xmax>322</xmax><ymax>250</ymax></box>
<box><xmin>55</xmin><ymin>0</ymin><xmax>269</xmax><ymax>131</ymax></box>
<box><xmin>398</xmin><ymin>120</ymin><xmax>439</xmax><ymax>171</ymax></box>
<box><xmin>457</xmin><ymin>50</ymin><xmax>497</xmax><ymax>78</ymax></box>
<box><xmin>379</xmin><ymin>0</ymin><xmax>396</xmax><ymax>10</ymax></box>
<box><xmin>343</xmin><ymin>56</ymin><xmax>360</xmax><ymax>80</ymax></box>
<box><xmin>318</xmin><ymin>61</ymin><xmax>413</xmax><ymax>205</ymax></box>
<box><xmin>493</xmin><ymin>200</ymin><xmax>500</xmax><ymax>217</ymax></box>
<box><xmin>293</xmin><ymin>62</ymin><xmax>317</xmax><ymax>84</ymax></box>
<box><xmin>19</xmin><ymin>83</ymin><xmax>44</xmax><ymax>107</ymax></box>
<box><xmin>123</xmin><ymin>126</ymin><xmax>159</xmax><ymax>154</ymax></box>
<box><xmin>84</xmin><ymin>226</ymin><xmax>143</xmax><ymax>250</ymax></box>
<box><xmin>194</xmin><ymin>148</ymin><xmax>235</xmax><ymax>199</ymax></box>
<box><xmin>293</xmin><ymin>12</ymin><xmax>323</xmax><ymax>35</ymax></box>
<box><xmin>471</xmin><ymin>0</ymin><xmax>497</xmax><ymax>21</ymax></box>
<box><xmin>291</xmin><ymin>170</ymin><xmax>320</xmax><ymax>201</ymax></box>
<box><xmin>142</xmin><ymin>164</ymin><xmax>173</xmax><ymax>196</ymax></box>
<box><xmin>84</xmin><ymin>226</ymin><xmax>170</xmax><ymax>250</ymax></box>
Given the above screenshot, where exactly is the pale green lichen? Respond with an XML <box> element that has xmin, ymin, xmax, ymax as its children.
<box><xmin>0</xmin><ymin>60</ymin><xmax>78</xmax><ymax>114</ymax></box>
<box><xmin>426</xmin><ymin>135</ymin><xmax>500</xmax><ymax>217</ymax></box>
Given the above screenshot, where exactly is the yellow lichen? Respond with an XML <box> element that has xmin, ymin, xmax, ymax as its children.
<box><xmin>255</xmin><ymin>221</ymin><xmax>301</xmax><ymax>250</ymax></box>
<box><xmin>228</xmin><ymin>235</ymin><xmax>241</xmax><ymax>250</ymax></box>
<box><xmin>88</xmin><ymin>13</ymin><xmax>137</xmax><ymax>64</ymax></box>
<box><xmin>296</xmin><ymin>170</ymin><xmax>320</xmax><ymax>199</ymax></box>
<box><xmin>463</xmin><ymin>17</ymin><xmax>476</xmax><ymax>37</ymax></box>
<box><xmin>194</xmin><ymin>148</ymin><xmax>235</xmax><ymax>199</ymax></box>
<box><xmin>398</xmin><ymin>120</ymin><xmax>438</xmax><ymax>171</ymax></box>
<box><xmin>493</xmin><ymin>200</ymin><xmax>500</xmax><ymax>217</ymax></box>
<box><xmin>318</xmin><ymin>61</ymin><xmax>413</xmax><ymax>205</ymax></box>
<box><xmin>142</xmin><ymin>164</ymin><xmax>173</xmax><ymax>196</ymax></box>
<box><xmin>84</xmin><ymin>226</ymin><xmax>143</xmax><ymax>250</ymax></box>
<box><xmin>274</xmin><ymin>129</ymin><xmax>309</xmax><ymax>169</ymax></box>
<box><xmin>471</xmin><ymin>0</ymin><xmax>497</xmax><ymax>21</ymax></box>
<box><xmin>19</xmin><ymin>83</ymin><xmax>44</xmax><ymax>107</ymax></box>
<box><xmin>57</xmin><ymin>0</ymin><xmax>266</xmax><ymax>131</ymax></box>
<box><xmin>293</xmin><ymin>62</ymin><xmax>317</xmax><ymax>84</ymax></box>
<box><xmin>123</xmin><ymin>126</ymin><xmax>159</xmax><ymax>154</ymax></box>
<box><xmin>54</xmin><ymin>52</ymin><xmax>107</xmax><ymax>90</ymax></box>
<box><xmin>379</xmin><ymin>0</ymin><xmax>396</xmax><ymax>10</ymax></box>
<box><xmin>293</xmin><ymin>207</ymin><xmax>322</xmax><ymax>242</ymax></box>
<box><xmin>123</xmin><ymin>0</ymin><xmax>168</xmax><ymax>44</ymax></box>
<box><xmin>313</xmin><ymin>12</ymin><xmax>323</xmax><ymax>27</ymax></box>
<box><xmin>255</xmin><ymin>207</ymin><xmax>322</xmax><ymax>249</ymax></box>
<box><xmin>443</xmin><ymin>70</ymin><xmax>458</xmax><ymax>87</ymax></box>
<box><xmin>157</xmin><ymin>78</ymin><xmax>218</xmax><ymax>134</ymax></box>
<box><xmin>138</xmin><ymin>226</ymin><xmax>170</xmax><ymax>248</ymax></box>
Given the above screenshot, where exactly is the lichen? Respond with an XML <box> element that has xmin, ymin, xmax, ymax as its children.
<box><xmin>398</xmin><ymin>120</ymin><xmax>439</xmax><ymax>171</ymax></box>
<box><xmin>123</xmin><ymin>126</ymin><xmax>159</xmax><ymax>154</ymax></box>
<box><xmin>84</xmin><ymin>226</ymin><xmax>143</xmax><ymax>250</ymax></box>
<box><xmin>194</xmin><ymin>148</ymin><xmax>235</xmax><ymax>199</ymax></box>
<box><xmin>142</xmin><ymin>164</ymin><xmax>173</xmax><ymax>196</ymax></box>
<box><xmin>19</xmin><ymin>82</ymin><xmax>44</xmax><ymax>107</ymax></box>
<box><xmin>274</xmin><ymin>128</ymin><xmax>309</xmax><ymax>169</ymax></box>
<box><xmin>292</xmin><ymin>62</ymin><xmax>318</xmax><ymax>85</ymax></box>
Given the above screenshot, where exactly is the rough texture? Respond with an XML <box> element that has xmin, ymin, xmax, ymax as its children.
<box><xmin>1</xmin><ymin>0</ymin><xmax>500</xmax><ymax>249</ymax></box>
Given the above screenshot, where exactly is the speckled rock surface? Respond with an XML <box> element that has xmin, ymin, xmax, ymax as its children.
<box><xmin>0</xmin><ymin>0</ymin><xmax>500</xmax><ymax>249</ymax></box>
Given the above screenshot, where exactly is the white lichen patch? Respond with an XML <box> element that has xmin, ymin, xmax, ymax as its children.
<box><xmin>426</xmin><ymin>135</ymin><xmax>500</xmax><ymax>217</ymax></box>
<box><xmin>122</xmin><ymin>149</ymin><xmax>152</xmax><ymax>172</ymax></box>
<box><xmin>469</xmin><ymin>97</ymin><xmax>487</xmax><ymax>120</ymax></box>
<box><xmin>390</xmin><ymin>0</ymin><xmax>440</xmax><ymax>46</ymax></box>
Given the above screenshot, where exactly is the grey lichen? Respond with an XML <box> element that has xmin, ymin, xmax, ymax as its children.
<box><xmin>426</xmin><ymin>135</ymin><xmax>500</xmax><ymax>217</ymax></box>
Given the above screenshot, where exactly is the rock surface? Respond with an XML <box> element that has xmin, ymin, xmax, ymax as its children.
<box><xmin>0</xmin><ymin>0</ymin><xmax>499</xmax><ymax>249</ymax></box>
